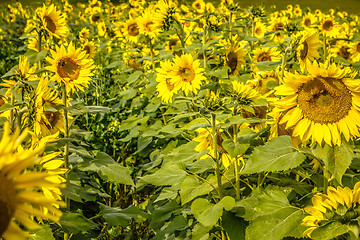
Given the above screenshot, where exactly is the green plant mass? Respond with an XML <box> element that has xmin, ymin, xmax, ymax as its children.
<box><xmin>2</xmin><ymin>0</ymin><xmax>360</xmax><ymax>239</ymax></box>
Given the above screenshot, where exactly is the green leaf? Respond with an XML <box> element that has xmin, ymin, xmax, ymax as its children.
<box><xmin>86</xmin><ymin>106</ymin><xmax>110</xmax><ymax>114</ymax></box>
<box><xmin>245</xmin><ymin>207</ymin><xmax>305</xmax><ymax>240</ymax></box>
<box><xmin>60</xmin><ymin>213</ymin><xmax>97</xmax><ymax>234</ymax></box>
<box><xmin>311</xmin><ymin>221</ymin><xmax>350</xmax><ymax>240</ymax></box>
<box><xmin>1</xmin><ymin>65</ymin><xmax>18</xmax><ymax>78</ymax></box>
<box><xmin>191</xmin><ymin>196</ymin><xmax>235</xmax><ymax>227</ymax></box>
<box><xmin>34</xmin><ymin>49</ymin><xmax>48</xmax><ymax>62</ymax></box>
<box><xmin>0</xmin><ymin>103</ymin><xmax>14</xmax><ymax>113</ymax></box>
<box><xmin>99</xmin><ymin>163</ymin><xmax>134</xmax><ymax>185</ymax></box>
<box><xmin>141</xmin><ymin>163</ymin><xmax>187</xmax><ymax>186</ymax></box>
<box><xmin>180</xmin><ymin>175</ymin><xmax>213</xmax><ymax>205</ymax></box>
<box><xmin>208</xmin><ymin>67</ymin><xmax>230</xmax><ymax>79</ymax></box>
<box><xmin>242</xmin><ymin>136</ymin><xmax>306</xmax><ymax>174</ymax></box>
<box><xmin>311</xmin><ymin>141</ymin><xmax>354</xmax><ymax>184</ymax></box>
<box><xmin>30</xmin><ymin>225</ymin><xmax>55</xmax><ymax>240</ymax></box>
<box><xmin>222</xmin><ymin>211</ymin><xmax>246</xmax><ymax>240</ymax></box>
<box><xmin>106</xmin><ymin>60</ymin><xmax>122</xmax><ymax>69</ymax></box>
<box><xmin>137</xmin><ymin>136</ymin><xmax>153</xmax><ymax>152</ymax></box>
<box><xmin>222</xmin><ymin>139</ymin><xmax>250</xmax><ymax>158</ymax></box>
<box><xmin>127</xmin><ymin>71</ymin><xmax>143</xmax><ymax>84</ymax></box>
<box><xmin>100</xmin><ymin>204</ymin><xmax>149</xmax><ymax>227</ymax></box>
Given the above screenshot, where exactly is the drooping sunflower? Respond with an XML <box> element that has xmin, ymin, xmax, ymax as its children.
<box><xmin>349</xmin><ymin>41</ymin><xmax>360</xmax><ymax>62</ymax></box>
<box><xmin>296</xmin><ymin>29</ymin><xmax>321</xmax><ymax>70</ymax></box>
<box><xmin>271</xmin><ymin>61</ymin><xmax>360</xmax><ymax>146</ymax></box>
<box><xmin>38</xmin><ymin>4</ymin><xmax>69</xmax><ymax>39</ymax></box>
<box><xmin>78</xmin><ymin>27</ymin><xmax>90</xmax><ymax>42</ymax></box>
<box><xmin>225</xmin><ymin>43</ymin><xmax>247</xmax><ymax>76</ymax></box>
<box><xmin>33</xmin><ymin>77</ymin><xmax>65</xmax><ymax>137</ymax></box>
<box><xmin>156</xmin><ymin>60</ymin><xmax>178</xmax><ymax>103</ymax></box>
<box><xmin>302</xmin><ymin>184</ymin><xmax>360</xmax><ymax>238</ymax></box>
<box><xmin>0</xmin><ymin>122</ymin><xmax>64</xmax><ymax>239</ymax></box>
<box><xmin>46</xmin><ymin>42</ymin><xmax>94</xmax><ymax>92</ymax></box>
<box><xmin>193</xmin><ymin>127</ymin><xmax>233</xmax><ymax>168</ymax></box>
<box><xmin>153</xmin><ymin>0</ymin><xmax>178</xmax><ymax>31</ymax></box>
<box><xmin>124</xmin><ymin>18</ymin><xmax>140</xmax><ymax>43</ymax></box>
<box><xmin>170</xmin><ymin>53</ymin><xmax>206</xmax><ymax>95</ymax></box>
<box><xmin>17</xmin><ymin>56</ymin><xmax>37</xmax><ymax>81</ymax></box>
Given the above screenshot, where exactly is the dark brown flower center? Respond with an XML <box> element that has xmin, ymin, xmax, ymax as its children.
<box><xmin>145</xmin><ymin>21</ymin><xmax>154</xmax><ymax>31</ymax></box>
<box><xmin>0</xmin><ymin>174</ymin><xmax>16</xmax><ymax>236</ymax></box>
<box><xmin>258</xmin><ymin>52</ymin><xmax>272</xmax><ymax>62</ymax></box>
<box><xmin>44</xmin><ymin>16</ymin><xmax>56</xmax><ymax>33</ymax></box>
<box><xmin>0</xmin><ymin>97</ymin><xmax>5</xmax><ymax>108</ymax></box>
<box><xmin>179</xmin><ymin>67</ymin><xmax>195</xmax><ymax>82</ymax></box>
<box><xmin>297</xmin><ymin>77</ymin><xmax>352</xmax><ymax>124</ymax></box>
<box><xmin>44</xmin><ymin>109</ymin><xmax>60</xmax><ymax>128</ymax></box>
<box><xmin>304</xmin><ymin>18</ymin><xmax>311</xmax><ymax>26</ymax></box>
<box><xmin>300</xmin><ymin>41</ymin><xmax>309</xmax><ymax>60</ymax></box>
<box><xmin>195</xmin><ymin>3</ymin><xmax>201</xmax><ymax>9</ymax></box>
<box><xmin>339</xmin><ymin>46</ymin><xmax>350</xmax><ymax>60</ymax></box>
<box><xmin>91</xmin><ymin>14</ymin><xmax>100</xmax><ymax>23</ymax></box>
<box><xmin>57</xmin><ymin>58</ymin><xmax>80</xmax><ymax>80</ymax></box>
<box><xmin>227</xmin><ymin>51</ymin><xmax>239</xmax><ymax>75</ymax></box>
<box><xmin>323</xmin><ymin>20</ymin><xmax>334</xmax><ymax>31</ymax></box>
<box><xmin>128</xmin><ymin>23</ymin><xmax>139</xmax><ymax>36</ymax></box>
<box><xmin>357</xmin><ymin>43</ymin><xmax>360</xmax><ymax>53</ymax></box>
<box><xmin>165</xmin><ymin>78</ymin><xmax>175</xmax><ymax>91</ymax></box>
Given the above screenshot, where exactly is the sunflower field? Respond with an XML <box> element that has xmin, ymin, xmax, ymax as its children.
<box><xmin>3</xmin><ymin>0</ymin><xmax>360</xmax><ymax>239</ymax></box>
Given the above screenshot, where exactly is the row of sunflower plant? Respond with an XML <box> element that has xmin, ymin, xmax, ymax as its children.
<box><xmin>2</xmin><ymin>0</ymin><xmax>360</xmax><ymax>239</ymax></box>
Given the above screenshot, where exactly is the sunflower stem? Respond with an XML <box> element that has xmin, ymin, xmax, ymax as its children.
<box><xmin>149</xmin><ymin>37</ymin><xmax>156</xmax><ymax>73</ymax></box>
<box><xmin>211</xmin><ymin>113</ymin><xmax>224</xmax><ymax>199</ymax></box>
<box><xmin>62</xmin><ymin>84</ymin><xmax>70</xmax><ymax>211</ymax></box>
<box><xmin>323</xmin><ymin>36</ymin><xmax>327</xmax><ymax>63</ymax></box>
<box><xmin>281</xmin><ymin>47</ymin><xmax>289</xmax><ymax>83</ymax></box>
<box><xmin>228</xmin><ymin>9</ymin><xmax>232</xmax><ymax>41</ymax></box>
<box><xmin>323</xmin><ymin>167</ymin><xmax>330</xmax><ymax>193</ymax></box>
<box><xmin>202</xmin><ymin>20</ymin><xmax>207</xmax><ymax>69</ymax></box>
<box><xmin>233</xmin><ymin>105</ymin><xmax>240</xmax><ymax>201</ymax></box>
<box><xmin>38</xmin><ymin>30</ymin><xmax>42</xmax><ymax>70</ymax></box>
<box><xmin>251</xmin><ymin>16</ymin><xmax>255</xmax><ymax>38</ymax></box>
<box><xmin>9</xmin><ymin>90</ymin><xmax>15</xmax><ymax>131</ymax></box>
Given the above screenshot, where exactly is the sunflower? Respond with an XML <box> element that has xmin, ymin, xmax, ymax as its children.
<box><xmin>0</xmin><ymin>122</ymin><xmax>64</xmax><ymax>239</ymax></box>
<box><xmin>79</xmin><ymin>27</ymin><xmax>90</xmax><ymax>42</ymax></box>
<box><xmin>253</xmin><ymin>21</ymin><xmax>267</xmax><ymax>39</ymax></box>
<box><xmin>302</xmin><ymin>184</ymin><xmax>360</xmax><ymax>238</ymax></box>
<box><xmin>82</xmin><ymin>40</ymin><xmax>97</xmax><ymax>59</ymax></box>
<box><xmin>27</xmin><ymin>37</ymin><xmax>46</xmax><ymax>52</ymax></box>
<box><xmin>17</xmin><ymin>56</ymin><xmax>37</xmax><ymax>81</ymax></box>
<box><xmin>296</xmin><ymin>29</ymin><xmax>321</xmax><ymax>70</ymax></box>
<box><xmin>124</xmin><ymin>18</ymin><xmax>140</xmax><ymax>43</ymax></box>
<box><xmin>319</xmin><ymin>17</ymin><xmax>339</xmax><ymax>38</ymax></box>
<box><xmin>349</xmin><ymin>41</ymin><xmax>360</xmax><ymax>62</ymax></box>
<box><xmin>156</xmin><ymin>60</ymin><xmax>178</xmax><ymax>103</ymax></box>
<box><xmin>268</xmin><ymin>16</ymin><xmax>288</xmax><ymax>43</ymax></box>
<box><xmin>193</xmin><ymin>127</ymin><xmax>233</xmax><ymax>168</ymax></box>
<box><xmin>252</xmin><ymin>47</ymin><xmax>281</xmax><ymax>63</ymax></box>
<box><xmin>38</xmin><ymin>4</ymin><xmax>69</xmax><ymax>39</ymax></box>
<box><xmin>329</xmin><ymin>40</ymin><xmax>351</xmax><ymax>61</ymax></box>
<box><xmin>192</xmin><ymin>0</ymin><xmax>205</xmax><ymax>14</ymax></box>
<box><xmin>33</xmin><ymin>77</ymin><xmax>65</xmax><ymax>137</ymax></box>
<box><xmin>170</xmin><ymin>53</ymin><xmax>206</xmax><ymax>95</ymax></box>
<box><xmin>271</xmin><ymin>61</ymin><xmax>360</xmax><ymax>146</ymax></box>
<box><xmin>302</xmin><ymin>12</ymin><xmax>317</xmax><ymax>28</ymax></box>
<box><xmin>225</xmin><ymin>43</ymin><xmax>247</xmax><ymax>76</ymax></box>
<box><xmin>46</xmin><ymin>42</ymin><xmax>94</xmax><ymax>92</ymax></box>
<box><xmin>153</xmin><ymin>0</ymin><xmax>177</xmax><ymax>31</ymax></box>
<box><xmin>138</xmin><ymin>9</ymin><xmax>159</xmax><ymax>38</ymax></box>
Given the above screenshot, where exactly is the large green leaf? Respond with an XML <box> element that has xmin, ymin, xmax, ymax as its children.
<box><xmin>311</xmin><ymin>141</ymin><xmax>354</xmax><ymax>184</ymax></box>
<box><xmin>99</xmin><ymin>163</ymin><xmax>134</xmax><ymax>186</ymax></box>
<box><xmin>222</xmin><ymin>211</ymin><xmax>246</xmax><ymax>240</ymax></box>
<box><xmin>242</xmin><ymin>136</ymin><xmax>306</xmax><ymax>174</ymax></box>
<box><xmin>180</xmin><ymin>175</ymin><xmax>213</xmax><ymax>205</ymax></box>
<box><xmin>100</xmin><ymin>204</ymin><xmax>149</xmax><ymax>227</ymax></box>
<box><xmin>311</xmin><ymin>221</ymin><xmax>350</xmax><ymax>240</ymax></box>
<box><xmin>140</xmin><ymin>163</ymin><xmax>187</xmax><ymax>186</ymax></box>
<box><xmin>191</xmin><ymin>196</ymin><xmax>235</xmax><ymax>227</ymax></box>
<box><xmin>60</xmin><ymin>213</ymin><xmax>97</xmax><ymax>234</ymax></box>
<box><xmin>30</xmin><ymin>225</ymin><xmax>55</xmax><ymax>240</ymax></box>
<box><xmin>245</xmin><ymin>207</ymin><xmax>305</xmax><ymax>240</ymax></box>
<box><xmin>222</xmin><ymin>139</ymin><xmax>250</xmax><ymax>158</ymax></box>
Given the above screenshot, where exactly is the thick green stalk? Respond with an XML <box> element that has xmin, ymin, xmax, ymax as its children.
<box><xmin>62</xmin><ymin>84</ymin><xmax>70</xmax><ymax>240</ymax></box>
<box><xmin>211</xmin><ymin>113</ymin><xmax>223</xmax><ymax>199</ymax></box>
<box><xmin>323</xmin><ymin>36</ymin><xmax>327</xmax><ymax>63</ymax></box>
<box><xmin>202</xmin><ymin>21</ymin><xmax>207</xmax><ymax>69</ymax></box>
<box><xmin>233</xmin><ymin>106</ymin><xmax>240</xmax><ymax>201</ymax></box>
<box><xmin>38</xmin><ymin>30</ymin><xmax>42</xmax><ymax>70</ymax></box>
